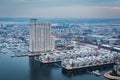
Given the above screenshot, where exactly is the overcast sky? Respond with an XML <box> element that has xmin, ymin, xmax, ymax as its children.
<box><xmin>0</xmin><ymin>0</ymin><xmax>120</xmax><ymax>18</ymax></box>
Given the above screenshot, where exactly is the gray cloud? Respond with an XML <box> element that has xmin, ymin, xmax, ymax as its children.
<box><xmin>1</xmin><ymin>0</ymin><xmax>120</xmax><ymax>7</ymax></box>
<box><xmin>0</xmin><ymin>0</ymin><xmax>120</xmax><ymax>18</ymax></box>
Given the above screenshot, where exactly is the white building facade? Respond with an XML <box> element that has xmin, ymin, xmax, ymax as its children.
<box><xmin>29</xmin><ymin>19</ymin><xmax>55</xmax><ymax>52</ymax></box>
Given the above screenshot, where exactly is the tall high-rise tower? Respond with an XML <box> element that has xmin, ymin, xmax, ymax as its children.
<box><xmin>29</xmin><ymin>19</ymin><xmax>54</xmax><ymax>52</ymax></box>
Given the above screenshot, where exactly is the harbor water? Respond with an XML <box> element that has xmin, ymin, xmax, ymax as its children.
<box><xmin>0</xmin><ymin>52</ymin><xmax>111</xmax><ymax>80</ymax></box>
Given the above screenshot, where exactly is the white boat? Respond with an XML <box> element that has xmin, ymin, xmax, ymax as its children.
<box><xmin>87</xmin><ymin>70</ymin><xmax>101</xmax><ymax>76</ymax></box>
<box><xmin>92</xmin><ymin>70</ymin><xmax>101</xmax><ymax>76</ymax></box>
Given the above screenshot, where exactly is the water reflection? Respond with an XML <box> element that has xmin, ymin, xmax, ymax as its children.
<box><xmin>29</xmin><ymin>57</ymin><xmax>113</xmax><ymax>80</ymax></box>
<box><xmin>62</xmin><ymin>69</ymin><xmax>85</xmax><ymax>78</ymax></box>
<box><xmin>62</xmin><ymin>64</ymin><xmax>113</xmax><ymax>78</ymax></box>
<box><xmin>29</xmin><ymin>57</ymin><xmax>59</xmax><ymax>80</ymax></box>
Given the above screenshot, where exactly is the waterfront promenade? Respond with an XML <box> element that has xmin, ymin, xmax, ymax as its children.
<box><xmin>11</xmin><ymin>52</ymin><xmax>41</xmax><ymax>57</ymax></box>
<box><xmin>11</xmin><ymin>50</ymin><xmax>60</xmax><ymax>57</ymax></box>
<box><xmin>104</xmin><ymin>70</ymin><xmax>120</xmax><ymax>80</ymax></box>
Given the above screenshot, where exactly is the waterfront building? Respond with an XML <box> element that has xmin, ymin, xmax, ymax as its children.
<box><xmin>29</xmin><ymin>19</ymin><xmax>55</xmax><ymax>52</ymax></box>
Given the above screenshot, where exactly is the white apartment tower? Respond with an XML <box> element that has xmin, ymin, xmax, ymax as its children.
<box><xmin>29</xmin><ymin>19</ymin><xmax>54</xmax><ymax>52</ymax></box>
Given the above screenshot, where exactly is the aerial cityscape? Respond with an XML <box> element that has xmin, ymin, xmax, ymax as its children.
<box><xmin>0</xmin><ymin>18</ymin><xmax>120</xmax><ymax>80</ymax></box>
<box><xmin>0</xmin><ymin>0</ymin><xmax>120</xmax><ymax>80</ymax></box>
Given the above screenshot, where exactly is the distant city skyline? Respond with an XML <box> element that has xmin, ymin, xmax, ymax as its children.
<box><xmin>0</xmin><ymin>0</ymin><xmax>120</xmax><ymax>18</ymax></box>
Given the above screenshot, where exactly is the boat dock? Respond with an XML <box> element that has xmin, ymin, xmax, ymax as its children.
<box><xmin>11</xmin><ymin>52</ymin><xmax>41</xmax><ymax>57</ymax></box>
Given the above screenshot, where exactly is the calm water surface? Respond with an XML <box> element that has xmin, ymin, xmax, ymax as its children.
<box><xmin>0</xmin><ymin>52</ymin><xmax>110</xmax><ymax>80</ymax></box>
